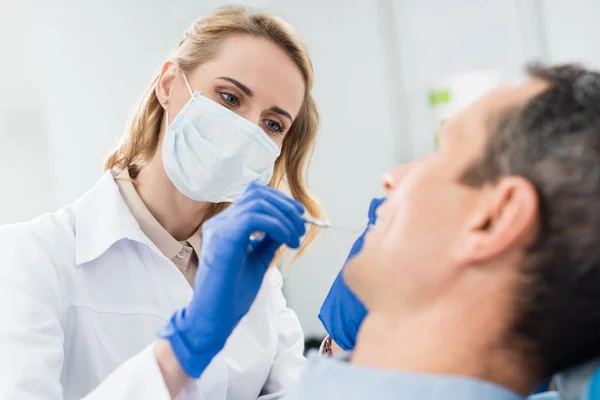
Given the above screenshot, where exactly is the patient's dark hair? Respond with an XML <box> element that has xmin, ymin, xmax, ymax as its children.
<box><xmin>460</xmin><ymin>63</ymin><xmax>600</xmax><ymax>378</ymax></box>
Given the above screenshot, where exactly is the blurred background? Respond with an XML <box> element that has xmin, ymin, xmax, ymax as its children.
<box><xmin>1</xmin><ymin>0</ymin><xmax>599</xmax><ymax>344</ymax></box>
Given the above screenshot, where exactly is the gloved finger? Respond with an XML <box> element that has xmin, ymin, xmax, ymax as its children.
<box><xmin>368</xmin><ymin>197</ymin><xmax>386</xmax><ymax>224</ymax></box>
<box><xmin>239</xmin><ymin>213</ymin><xmax>293</xmax><ymax>246</ymax></box>
<box><xmin>239</xmin><ymin>213</ymin><xmax>301</xmax><ymax>249</ymax></box>
<box><xmin>243</xmin><ymin>182</ymin><xmax>305</xmax><ymax>215</ymax></box>
<box><xmin>250</xmin><ymin>235</ymin><xmax>285</xmax><ymax>265</ymax></box>
<box><xmin>238</xmin><ymin>189</ymin><xmax>306</xmax><ymax>236</ymax></box>
<box><xmin>237</xmin><ymin>207</ymin><xmax>302</xmax><ymax>249</ymax></box>
<box><xmin>252</xmin><ymin>191</ymin><xmax>306</xmax><ymax>236</ymax></box>
<box><xmin>238</xmin><ymin>198</ymin><xmax>305</xmax><ymax>240</ymax></box>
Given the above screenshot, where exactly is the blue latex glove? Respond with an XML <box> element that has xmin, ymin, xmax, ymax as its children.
<box><xmin>318</xmin><ymin>198</ymin><xmax>385</xmax><ymax>351</ymax></box>
<box><xmin>158</xmin><ymin>182</ymin><xmax>306</xmax><ymax>378</ymax></box>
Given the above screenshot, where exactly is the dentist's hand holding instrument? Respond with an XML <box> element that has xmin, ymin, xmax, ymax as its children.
<box><xmin>159</xmin><ymin>182</ymin><xmax>307</xmax><ymax>380</ymax></box>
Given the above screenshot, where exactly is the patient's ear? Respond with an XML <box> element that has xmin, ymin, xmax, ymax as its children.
<box><xmin>455</xmin><ymin>177</ymin><xmax>539</xmax><ymax>264</ymax></box>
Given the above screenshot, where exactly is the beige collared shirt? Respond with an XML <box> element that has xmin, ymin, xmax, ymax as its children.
<box><xmin>115</xmin><ymin>169</ymin><xmax>201</xmax><ymax>286</ymax></box>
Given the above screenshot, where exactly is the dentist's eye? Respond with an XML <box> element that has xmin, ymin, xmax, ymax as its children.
<box><xmin>219</xmin><ymin>92</ymin><xmax>240</xmax><ymax>107</ymax></box>
<box><xmin>264</xmin><ymin>119</ymin><xmax>284</xmax><ymax>134</ymax></box>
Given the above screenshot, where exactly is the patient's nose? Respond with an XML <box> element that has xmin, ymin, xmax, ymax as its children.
<box><xmin>381</xmin><ymin>163</ymin><xmax>412</xmax><ymax>193</ymax></box>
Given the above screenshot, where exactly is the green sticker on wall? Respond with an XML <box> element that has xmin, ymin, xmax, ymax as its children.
<box><xmin>429</xmin><ymin>90</ymin><xmax>451</xmax><ymax>106</ymax></box>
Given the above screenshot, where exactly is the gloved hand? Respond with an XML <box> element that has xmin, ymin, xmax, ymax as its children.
<box><xmin>318</xmin><ymin>197</ymin><xmax>385</xmax><ymax>351</ymax></box>
<box><xmin>158</xmin><ymin>182</ymin><xmax>306</xmax><ymax>378</ymax></box>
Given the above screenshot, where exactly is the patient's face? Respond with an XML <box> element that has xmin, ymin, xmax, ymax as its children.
<box><xmin>345</xmin><ymin>83</ymin><xmax>541</xmax><ymax>313</ymax></box>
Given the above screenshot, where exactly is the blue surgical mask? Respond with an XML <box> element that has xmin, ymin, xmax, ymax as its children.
<box><xmin>162</xmin><ymin>72</ymin><xmax>281</xmax><ymax>203</ymax></box>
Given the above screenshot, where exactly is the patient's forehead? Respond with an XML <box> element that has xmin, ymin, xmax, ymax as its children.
<box><xmin>488</xmin><ymin>79</ymin><xmax>548</xmax><ymax>110</ymax></box>
<box><xmin>464</xmin><ymin>79</ymin><xmax>550</xmax><ymax>135</ymax></box>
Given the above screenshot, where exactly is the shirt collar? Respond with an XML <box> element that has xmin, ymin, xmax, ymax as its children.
<box><xmin>73</xmin><ymin>170</ymin><xmax>151</xmax><ymax>265</ymax></box>
<box><xmin>114</xmin><ymin>168</ymin><xmax>202</xmax><ymax>259</ymax></box>
<box><xmin>299</xmin><ymin>352</ymin><xmax>523</xmax><ymax>400</ymax></box>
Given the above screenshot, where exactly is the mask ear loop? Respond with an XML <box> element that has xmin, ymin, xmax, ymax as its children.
<box><xmin>181</xmin><ymin>71</ymin><xmax>194</xmax><ymax>97</ymax></box>
<box><xmin>166</xmin><ymin>71</ymin><xmax>196</xmax><ymax>131</ymax></box>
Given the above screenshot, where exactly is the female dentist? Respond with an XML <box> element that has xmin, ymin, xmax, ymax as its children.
<box><xmin>0</xmin><ymin>6</ymin><xmax>322</xmax><ymax>400</ymax></box>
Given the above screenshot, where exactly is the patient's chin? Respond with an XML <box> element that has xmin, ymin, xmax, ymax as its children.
<box><xmin>344</xmin><ymin>255</ymin><xmax>370</xmax><ymax>303</ymax></box>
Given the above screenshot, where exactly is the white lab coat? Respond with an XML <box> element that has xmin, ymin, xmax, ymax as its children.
<box><xmin>0</xmin><ymin>170</ymin><xmax>306</xmax><ymax>399</ymax></box>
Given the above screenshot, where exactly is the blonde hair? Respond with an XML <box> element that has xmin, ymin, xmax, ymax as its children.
<box><xmin>104</xmin><ymin>6</ymin><xmax>323</xmax><ymax>263</ymax></box>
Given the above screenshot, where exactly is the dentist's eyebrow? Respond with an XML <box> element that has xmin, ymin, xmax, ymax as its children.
<box><xmin>216</xmin><ymin>77</ymin><xmax>253</xmax><ymax>97</ymax></box>
<box><xmin>270</xmin><ymin>106</ymin><xmax>292</xmax><ymax>122</ymax></box>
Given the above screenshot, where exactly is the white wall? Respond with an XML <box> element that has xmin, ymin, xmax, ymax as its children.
<box><xmin>389</xmin><ymin>0</ymin><xmax>546</xmax><ymax>159</ymax></box>
<box><xmin>389</xmin><ymin>0</ymin><xmax>600</xmax><ymax>160</ymax></box>
<box><xmin>540</xmin><ymin>0</ymin><xmax>600</xmax><ymax>69</ymax></box>
<box><xmin>0</xmin><ymin>0</ymin><xmax>55</xmax><ymax>224</ymax></box>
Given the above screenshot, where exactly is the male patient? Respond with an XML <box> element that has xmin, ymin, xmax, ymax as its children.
<box><xmin>153</xmin><ymin>63</ymin><xmax>600</xmax><ymax>400</ymax></box>
<box><xmin>286</xmin><ymin>63</ymin><xmax>600</xmax><ymax>399</ymax></box>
